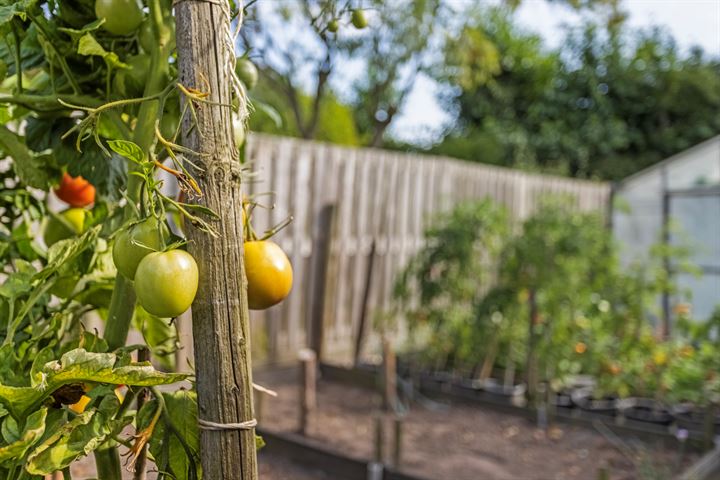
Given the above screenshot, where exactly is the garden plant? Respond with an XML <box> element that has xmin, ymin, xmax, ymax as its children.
<box><xmin>0</xmin><ymin>0</ymin><xmax>371</xmax><ymax>477</ymax></box>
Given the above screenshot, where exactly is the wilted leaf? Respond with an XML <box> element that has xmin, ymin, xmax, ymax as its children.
<box><xmin>0</xmin><ymin>408</ymin><xmax>46</xmax><ymax>463</ymax></box>
<box><xmin>0</xmin><ymin>348</ymin><xmax>187</xmax><ymax>418</ymax></box>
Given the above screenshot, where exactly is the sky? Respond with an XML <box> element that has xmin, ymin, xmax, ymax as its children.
<box><xmin>388</xmin><ymin>0</ymin><xmax>720</xmax><ymax>144</ymax></box>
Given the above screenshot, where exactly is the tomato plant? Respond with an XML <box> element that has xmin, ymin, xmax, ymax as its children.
<box><xmin>0</xmin><ymin>0</ymin><xmax>300</xmax><ymax>474</ymax></box>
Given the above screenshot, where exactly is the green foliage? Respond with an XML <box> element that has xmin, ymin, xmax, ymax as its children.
<box><xmin>348</xmin><ymin>0</ymin><xmax>442</xmax><ymax>146</ymax></box>
<box><xmin>0</xmin><ymin>0</ymin><xmax>234</xmax><ymax>476</ymax></box>
<box><xmin>434</xmin><ymin>6</ymin><xmax>720</xmax><ymax>180</ymax></box>
<box><xmin>393</xmin><ymin>199</ymin><xmax>509</xmax><ymax>369</ymax></box>
<box><xmin>394</xmin><ymin>195</ymin><xmax>712</xmax><ymax>404</ymax></box>
<box><xmin>249</xmin><ymin>82</ymin><xmax>360</xmax><ymax>145</ymax></box>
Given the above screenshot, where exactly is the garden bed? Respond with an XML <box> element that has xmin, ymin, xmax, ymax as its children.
<box><xmin>255</xmin><ymin>370</ymin><xmax>698</xmax><ymax>480</ymax></box>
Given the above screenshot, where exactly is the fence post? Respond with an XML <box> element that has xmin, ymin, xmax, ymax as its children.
<box><xmin>298</xmin><ymin>348</ymin><xmax>317</xmax><ymax>435</ymax></box>
<box><xmin>354</xmin><ymin>240</ymin><xmax>377</xmax><ymax>366</ymax></box>
<box><xmin>382</xmin><ymin>340</ymin><xmax>397</xmax><ymax>412</ymax></box>
<box><xmin>308</xmin><ymin>204</ymin><xmax>335</xmax><ymax>363</ymax></box>
<box><xmin>392</xmin><ymin>414</ymin><xmax>404</xmax><ymax>468</ymax></box>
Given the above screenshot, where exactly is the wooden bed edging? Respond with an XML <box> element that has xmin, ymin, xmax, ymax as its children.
<box><xmin>318</xmin><ymin>363</ymin><xmax>698</xmax><ymax>450</ymax></box>
<box><xmin>679</xmin><ymin>446</ymin><xmax>720</xmax><ymax>480</ymax></box>
<box><xmin>257</xmin><ymin>428</ymin><xmax>430</xmax><ymax>480</ymax></box>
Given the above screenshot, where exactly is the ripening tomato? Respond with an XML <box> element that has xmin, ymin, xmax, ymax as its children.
<box><xmin>95</xmin><ymin>0</ymin><xmax>144</xmax><ymax>35</ymax></box>
<box><xmin>69</xmin><ymin>394</ymin><xmax>92</xmax><ymax>414</ymax></box>
<box><xmin>235</xmin><ymin>58</ymin><xmax>258</xmax><ymax>90</ymax></box>
<box><xmin>351</xmin><ymin>9</ymin><xmax>368</xmax><ymax>29</ymax></box>
<box><xmin>135</xmin><ymin>250</ymin><xmax>199</xmax><ymax>318</ymax></box>
<box><xmin>113</xmin><ymin>218</ymin><xmax>167</xmax><ymax>280</ymax></box>
<box><xmin>44</xmin><ymin>208</ymin><xmax>87</xmax><ymax>247</ymax></box>
<box><xmin>55</xmin><ymin>173</ymin><xmax>95</xmax><ymax>207</ymax></box>
<box><xmin>244</xmin><ymin>240</ymin><xmax>293</xmax><ymax>310</ymax></box>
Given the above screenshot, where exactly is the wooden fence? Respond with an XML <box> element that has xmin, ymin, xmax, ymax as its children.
<box><xmin>241</xmin><ymin>134</ymin><xmax>611</xmax><ymax>366</ymax></box>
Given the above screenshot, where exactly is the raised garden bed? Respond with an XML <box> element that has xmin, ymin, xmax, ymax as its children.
<box><xmin>255</xmin><ymin>368</ymin><xmax>698</xmax><ymax>480</ymax></box>
<box><xmin>336</xmin><ymin>363</ymin><xmax>716</xmax><ymax>443</ymax></box>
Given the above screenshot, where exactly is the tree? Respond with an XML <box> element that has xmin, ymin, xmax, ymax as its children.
<box><xmin>242</xmin><ymin>0</ymin><xmax>442</xmax><ymax>147</ymax></box>
<box><xmin>241</xmin><ymin>1</ymin><xmax>360</xmax><ymax>140</ymax></box>
<box><xmin>433</xmin><ymin>6</ymin><xmax>720</xmax><ymax>179</ymax></box>
<box><xmin>347</xmin><ymin>0</ymin><xmax>442</xmax><ymax>146</ymax></box>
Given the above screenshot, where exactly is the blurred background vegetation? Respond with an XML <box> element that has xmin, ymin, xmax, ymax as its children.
<box><xmin>241</xmin><ymin>0</ymin><xmax>719</xmax><ymax>180</ymax></box>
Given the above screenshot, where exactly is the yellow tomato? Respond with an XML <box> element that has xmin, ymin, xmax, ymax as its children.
<box><xmin>574</xmin><ymin>342</ymin><xmax>587</xmax><ymax>354</ymax></box>
<box><xmin>69</xmin><ymin>395</ymin><xmax>91</xmax><ymax>414</ymax></box>
<box><xmin>244</xmin><ymin>240</ymin><xmax>293</xmax><ymax>310</ymax></box>
<box><xmin>653</xmin><ymin>350</ymin><xmax>668</xmax><ymax>366</ymax></box>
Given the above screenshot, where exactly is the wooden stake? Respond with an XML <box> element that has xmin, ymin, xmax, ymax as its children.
<box><xmin>175</xmin><ymin>1</ymin><xmax>257</xmax><ymax>477</ymax></box>
<box><xmin>298</xmin><ymin>348</ymin><xmax>317</xmax><ymax>435</ymax></box>
<box><xmin>392</xmin><ymin>414</ymin><xmax>403</xmax><ymax>468</ymax></box>
<box><xmin>382</xmin><ymin>340</ymin><xmax>397</xmax><ymax>412</ymax></box>
<box><xmin>307</xmin><ymin>204</ymin><xmax>335</xmax><ymax>363</ymax></box>
<box><xmin>373</xmin><ymin>414</ymin><xmax>385</xmax><ymax>464</ymax></box>
<box><xmin>353</xmin><ymin>240</ymin><xmax>376</xmax><ymax>366</ymax></box>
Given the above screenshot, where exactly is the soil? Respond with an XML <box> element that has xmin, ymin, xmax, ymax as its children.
<box><xmin>69</xmin><ymin>449</ymin><xmax>329</xmax><ymax>479</ymax></box>
<box><xmin>255</xmin><ymin>376</ymin><xmax>697</xmax><ymax>480</ymax></box>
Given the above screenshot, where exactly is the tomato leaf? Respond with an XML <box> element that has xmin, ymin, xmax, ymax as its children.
<box><xmin>140</xmin><ymin>390</ymin><xmax>201</xmax><ymax>480</ymax></box>
<box><xmin>0</xmin><ymin>407</ymin><xmax>46</xmax><ymax>465</ymax></box>
<box><xmin>25</xmin><ymin>396</ymin><xmax>130</xmax><ymax>475</ymax></box>
<box><xmin>133</xmin><ymin>306</ymin><xmax>177</xmax><ymax>371</ymax></box>
<box><xmin>0</xmin><ymin>126</ymin><xmax>52</xmax><ymax>189</ymax></box>
<box><xmin>0</xmin><ymin>1</ymin><xmax>38</xmax><ymax>34</ymax></box>
<box><xmin>107</xmin><ymin>139</ymin><xmax>145</xmax><ymax>165</ymax></box>
<box><xmin>77</xmin><ymin>33</ymin><xmax>127</xmax><ymax>68</ymax></box>
<box><xmin>0</xmin><ymin>348</ymin><xmax>187</xmax><ymax>418</ymax></box>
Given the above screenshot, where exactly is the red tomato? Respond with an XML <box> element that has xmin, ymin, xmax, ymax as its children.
<box><xmin>55</xmin><ymin>173</ymin><xmax>96</xmax><ymax>207</ymax></box>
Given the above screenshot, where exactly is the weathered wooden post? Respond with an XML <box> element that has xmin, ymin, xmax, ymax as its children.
<box><xmin>392</xmin><ymin>414</ymin><xmax>404</xmax><ymax>468</ymax></box>
<box><xmin>382</xmin><ymin>339</ymin><xmax>398</xmax><ymax>412</ymax></box>
<box><xmin>175</xmin><ymin>1</ymin><xmax>257</xmax><ymax>478</ymax></box>
<box><xmin>298</xmin><ymin>348</ymin><xmax>318</xmax><ymax>435</ymax></box>
<box><xmin>308</xmin><ymin>204</ymin><xmax>335</xmax><ymax>362</ymax></box>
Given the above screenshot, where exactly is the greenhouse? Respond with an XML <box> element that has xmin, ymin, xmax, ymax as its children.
<box><xmin>613</xmin><ymin>135</ymin><xmax>720</xmax><ymax>325</ymax></box>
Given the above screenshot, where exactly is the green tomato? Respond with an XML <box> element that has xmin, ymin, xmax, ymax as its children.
<box><xmin>113</xmin><ymin>218</ymin><xmax>167</xmax><ymax>280</ymax></box>
<box><xmin>138</xmin><ymin>16</ymin><xmax>176</xmax><ymax>53</ymax></box>
<box><xmin>160</xmin><ymin>113</ymin><xmax>180</xmax><ymax>140</ymax></box>
<box><xmin>113</xmin><ymin>54</ymin><xmax>150</xmax><ymax>97</ymax></box>
<box><xmin>328</xmin><ymin>19</ymin><xmax>339</xmax><ymax>33</ymax></box>
<box><xmin>351</xmin><ymin>9</ymin><xmax>368</xmax><ymax>29</ymax></box>
<box><xmin>134</xmin><ymin>250</ymin><xmax>199</xmax><ymax>318</ymax></box>
<box><xmin>232</xmin><ymin>114</ymin><xmax>245</xmax><ymax>148</ymax></box>
<box><xmin>235</xmin><ymin>58</ymin><xmax>258</xmax><ymax>90</ymax></box>
<box><xmin>95</xmin><ymin>0</ymin><xmax>144</xmax><ymax>36</ymax></box>
<box><xmin>44</xmin><ymin>208</ymin><xmax>87</xmax><ymax>247</ymax></box>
